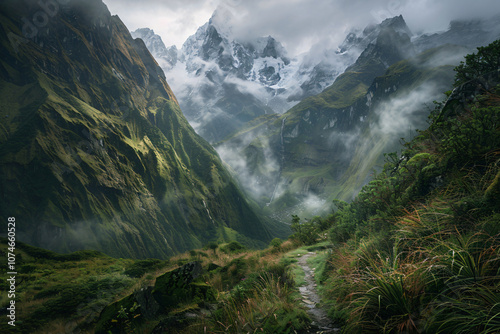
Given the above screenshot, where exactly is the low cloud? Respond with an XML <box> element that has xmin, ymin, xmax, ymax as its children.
<box><xmin>216</xmin><ymin>131</ymin><xmax>280</xmax><ymax>202</ymax></box>
<box><xmin>299</xmin><ymin>193</ymin><xmax>328</xmax><ymax>217</ymax></box>
<box><xmin>375</xmin><ymin>84</ymin><xmax>440</xmax><ymax>136</ymax></box>
<box><xmin>224</xmin><ymin>75</ymin><xmax>271</xmax><ymax>102</ymax></box>
<box><xmin>373</xmin><ymin>45</ymin><xmax>469</xmax><ymax>137</ymax></box>
<box><xmin>328</xmin><ymin>128</ymin><xmax>362</xmax><ymax>160</ymax></box>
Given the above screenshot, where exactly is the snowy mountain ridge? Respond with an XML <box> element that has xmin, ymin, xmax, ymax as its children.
<box><xmin>131</xmin><ymin>8</ymin><xmax>365</xmax><ymax>141</ymax></box>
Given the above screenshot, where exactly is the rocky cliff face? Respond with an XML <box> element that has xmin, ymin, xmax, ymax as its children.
<box><xmin>0</xmin><ymin>0</ymin><xmax>271</xmax><ymax>258</ymax></box>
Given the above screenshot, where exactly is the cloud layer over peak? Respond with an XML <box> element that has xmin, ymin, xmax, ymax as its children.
<box><xmin>104</xmin><ymin>0</ymin><xmax>500</xmax><ymax>56</ymax></box>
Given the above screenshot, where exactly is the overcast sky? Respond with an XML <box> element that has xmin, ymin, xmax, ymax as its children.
<box><xmin>103</xmin><ymin>0</ymin><xmax>500</xmax><ymax>56</ymax></box>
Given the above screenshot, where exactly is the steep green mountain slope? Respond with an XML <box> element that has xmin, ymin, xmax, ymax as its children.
<box><xmin>0</xmin><ymin>0</ymin><xmax>271</xmax><ymax>258</ymax></box>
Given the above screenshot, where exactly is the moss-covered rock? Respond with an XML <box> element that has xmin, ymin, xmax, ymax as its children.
<box><xmin>152</xmin><ymin>261</ymin><xmax>216</xmax><ymax>309</ymax></box>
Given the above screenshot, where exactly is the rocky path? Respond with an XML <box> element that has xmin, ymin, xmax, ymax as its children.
<box><xmin>297</xmin><ymin>252</ymin><xmax>339</xmax><ymax>333</ymax></box>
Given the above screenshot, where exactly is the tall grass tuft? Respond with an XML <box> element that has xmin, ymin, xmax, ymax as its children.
<box><xmin>346</xmin><ymin>245</ymin><xmax>430</xmax><ymax>334</ymax></box>
<box><xmin>210</xmin><ymin>272</ymin><xmax>308</xmax><ymax>333</ymax></box>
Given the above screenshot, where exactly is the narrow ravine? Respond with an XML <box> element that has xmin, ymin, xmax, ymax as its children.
<box><xmin>297</xmin><ymin>252</ymin><xmax>339</xmax><ymax>333</ymax></box>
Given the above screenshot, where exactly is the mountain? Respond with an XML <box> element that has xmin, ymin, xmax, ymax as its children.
<box><xmin>141</xmin><ymin>6</ymin><xmax>293</xmax><ymax>143</ymax></box>
<box><xmin>216</xmin><ymin>15</ymin><xmax>488</xmax><ymax>221</ymax></box>
<box><xmin>338</xmin><ymin>15</ymin><xmax>413</xmax><ymax>54</ymax></box>
<box><xmin>0</xmin><ymin>0</ymin><xmax>271</xmax><ymax>258</ymax></box>
<box><xmin>133</xmin><ymin>6</ymin><xmax>360</xmax><ymax>143</ymax></box>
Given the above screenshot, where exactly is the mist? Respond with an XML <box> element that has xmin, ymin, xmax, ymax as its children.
<box><xmin>375</xmin><ymin>84</ymin><xmax>440</xmax><ymax>136</ymax></box>
<box><xmin>373</xmin><ymin>44</ymin><xmax>472</xmax><ymax>138</ymax></box>
<box><xmin>216</xmin><ymin>130</ymin><xmax>280</xmax><ymax>202</ymax></box>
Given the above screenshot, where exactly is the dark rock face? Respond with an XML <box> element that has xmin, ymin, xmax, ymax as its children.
<box><xmin>134</xmin><ymin>286</ymin><xmax>161</xmax><ymax>320</ymax></box>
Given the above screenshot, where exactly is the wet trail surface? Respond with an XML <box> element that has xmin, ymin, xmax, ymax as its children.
<box><xmin>297</xmin><ymin>252</ymin><xmax>339</xmax><ymax>333</ymax></box>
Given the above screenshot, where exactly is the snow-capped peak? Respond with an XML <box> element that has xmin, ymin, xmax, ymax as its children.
<box><xmin>208</xmin><ymin>5</ymin><xmax>236</xmax><ymax>39</ymax></box>
<box><xmin>136</xmin><ymin>13</ymin><xmax>435</xmax><ymax>143</ymax></box>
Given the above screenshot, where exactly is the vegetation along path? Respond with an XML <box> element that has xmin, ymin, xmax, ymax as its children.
<box><xmin>298</xmin><ymin>252</ymin><xmax>339</xmax><ymax>333</ymax></box>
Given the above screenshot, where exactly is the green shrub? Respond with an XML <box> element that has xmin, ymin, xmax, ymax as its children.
<box><xmin>454</xmin><ymin>40</ymin><xmax>500</xmax><ymax>87</ymax></box>
<box><xmin>290</xmin><ymin>215</ymin><xmax>319</xmax><ymax>245</ymax></box>
<box><xmin>20</xmin><ymin>264</ymin><xmax>37</xmax><ymax>273</ymax></box>
<box><xmin>230</xmin><ymin>272</ymin><xmax>262</xmax><ymax>302</ymax></box>
<box><xmin>34</xmin><ymin>284</ymin><xmax>71</xmax><ymax>300</ymax></box>
<box><xmin>270</xmin><ymin>237</ymin><xmax>283</xmax><ymax>249</ymax></box>
<box><xmin>204</xmin><ymin>241</ymin><xmax>219</xmax><ymax>255</ymax></box>
<box><xmin>220</xmin><ymin>241</ymin><xmax>246</xmax><ymax>254</ymax></box>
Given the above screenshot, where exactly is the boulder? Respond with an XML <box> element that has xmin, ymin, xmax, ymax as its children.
<box><xmin>152</xmin><ymin>261</ymin><xmax>214</xmax><ymax>309</ymax></box>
